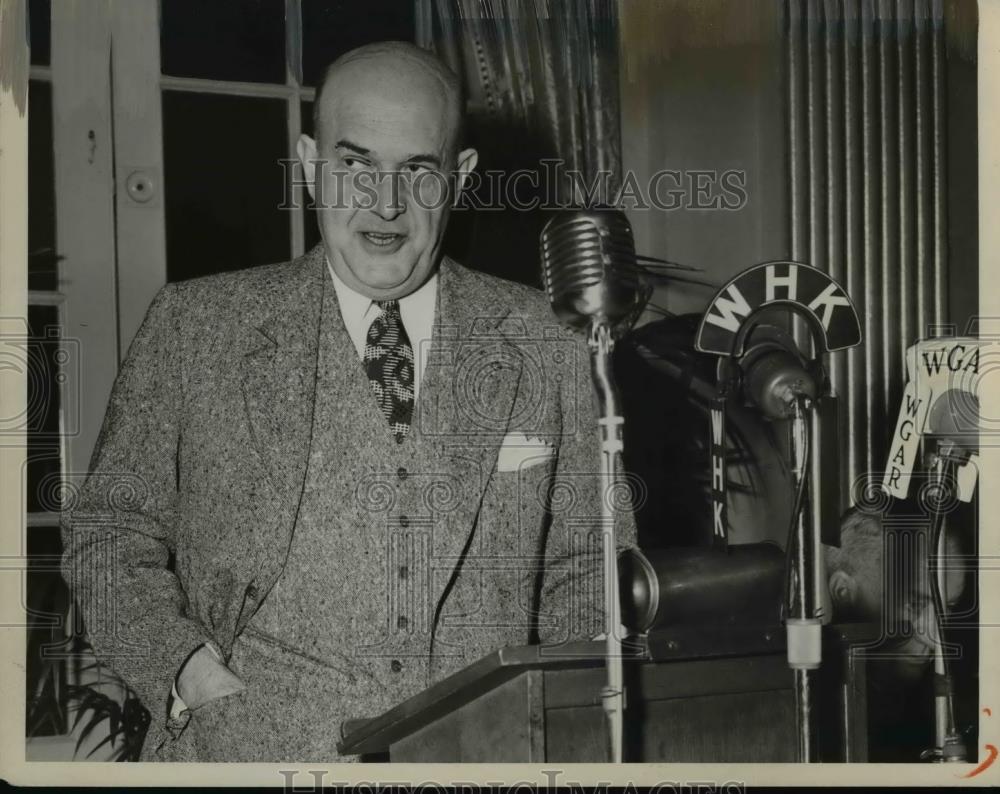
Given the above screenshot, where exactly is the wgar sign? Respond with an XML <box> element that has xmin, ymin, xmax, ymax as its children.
<box><xmin>882</xmin><ymin>337</ymin><xmax>985</xmax><ymax>501</ymax></box>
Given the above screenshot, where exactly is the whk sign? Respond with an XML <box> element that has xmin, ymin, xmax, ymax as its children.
<box><xmin>694</xmin><ymin>261</ymin><xmax>862</xmax><ymax>356</ymax></box>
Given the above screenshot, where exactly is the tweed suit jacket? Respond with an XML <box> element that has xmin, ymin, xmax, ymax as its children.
<box><xmin>61</xmin><ymin>243</ymin><xmax>637</xmax><ymax>760</ymax></box>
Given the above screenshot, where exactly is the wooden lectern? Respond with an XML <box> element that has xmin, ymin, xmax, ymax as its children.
<box><xmin>338</xmin><ymin>624</ymin><xmax>875</xmax><ymax>762</ymax></box>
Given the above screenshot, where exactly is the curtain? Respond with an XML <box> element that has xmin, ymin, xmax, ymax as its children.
<box><xmin>416</xmin><ymin>0</ymin><xmax>623</xmax><ymax>205</ymax></box>
<box><xmin>787</xmin><ymin>0</ymin><xmax>950</xmax><ymax>507</ymax></box>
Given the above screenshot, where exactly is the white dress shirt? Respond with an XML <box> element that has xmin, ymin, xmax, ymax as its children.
<box><xmin>326</xmin><ymin>258</ymin><xmax>438</xmax><ymax>403</ymax></box>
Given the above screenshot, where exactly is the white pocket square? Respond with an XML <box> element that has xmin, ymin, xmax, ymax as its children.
<box><xmin>496</xmin><ymin>432</ymin><xmax>556</xmax><ymax>473</ymax></box>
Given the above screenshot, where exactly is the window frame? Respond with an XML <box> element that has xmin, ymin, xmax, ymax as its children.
<box><xmin>25</xmin><ymin>0</ymin><xmax>412</xmax><ymax>755</ymax></box>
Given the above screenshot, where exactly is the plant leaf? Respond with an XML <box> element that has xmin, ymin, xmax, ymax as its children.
<box><xmin>76</xmin><ymin>708</ymin><xmax>109</xmax><ymax>752</ymax></box>
<box><xmin>86</xmin><ymin>730</ymin><xmax>119</xmax><ymax>760</ymax></box>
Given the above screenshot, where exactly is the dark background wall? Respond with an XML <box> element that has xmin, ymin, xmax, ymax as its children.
<box><xmin>619</xmin><ymin>0</ymin><xmax>790</xmax><ymax>320</ymax></box>
<box><xmin>946</xmin><ymin>0</ymin><xmax>979</xmax><ymax>331</ymax></box>
<box><xmin>617</xmin><ymin>0</ymin><xmax>793</xmax><ymax>548</ymax></box>
<box><xmin>619</xmin><ymin>0</ymin><xmax>977</xmax><ymax>327</ymax></box>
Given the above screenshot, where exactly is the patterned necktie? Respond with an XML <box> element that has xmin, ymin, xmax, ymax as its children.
<box><xmin>363</xmin><ymin>300</ymin><xmax>414</xmax><ymax>441</ymax></box>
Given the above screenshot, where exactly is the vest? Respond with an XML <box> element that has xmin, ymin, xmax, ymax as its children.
<box><xmin>224</xmin><ymin>266</ymin><xmax>452</xmax><ymax>757</ymax></box>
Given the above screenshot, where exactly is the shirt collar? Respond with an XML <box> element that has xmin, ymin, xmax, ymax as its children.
<box><xmin>325</xmin><ymin>257</ymin><xmax>438</xmax><ymax>337</ymax></box>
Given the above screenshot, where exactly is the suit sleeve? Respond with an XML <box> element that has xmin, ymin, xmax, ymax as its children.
<box><xmin>60</xmin><ymin>284</ymin><xmax>214</xmax><ymax>730</ymax></box>
<box><xmin>536</xmin><ymin>333</ymin><xmax>639</xmax><ymax>645</ymax></box>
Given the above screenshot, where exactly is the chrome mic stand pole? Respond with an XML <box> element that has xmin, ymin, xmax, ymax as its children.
<box><xmin>923</xmin><ymin>448</ymin><xmax>966</xmax><ymax>763</ymax></box>
<box><xmin>787</xmin><ymin>397</ymin><xmax>821</xmax><ymax>762</ymax></box>
<box><xmin>589</xmin><ymin>322</ymin><xmax>625</xmax><ymax>764</ymax></box>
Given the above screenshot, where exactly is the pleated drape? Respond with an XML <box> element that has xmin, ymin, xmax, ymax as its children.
<box><xmin>416</xmin><ymin>0</ymin><xmax>623</xmax><ymax>203</ymax></box>
<box><xmin>787</xmin><ymin>0</ymin><xmax>948</xmax><ymax>506</ymax></box>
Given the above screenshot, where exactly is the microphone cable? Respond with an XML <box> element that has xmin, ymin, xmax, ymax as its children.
<box><xmin>781</xmin><ymin>395</ymin><xmax>813</xmax><ymax>624</ymax></box>
<box><xmin>928</xmin><ymin>454</ymin><xmax>958</xmax><ymax>736</ymax></box>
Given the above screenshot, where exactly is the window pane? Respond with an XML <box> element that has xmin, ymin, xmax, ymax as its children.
<box><xmin>300</xmin><ymin>100</ymin><xmax>322</xmax><ymax>252</ymax></box>
<box><xmin>26</xmin><ymin>525</ymin><xmax>70</xmax><ymax>738</ymax></box>
<box><xmin>29</xmin><ymin>80</ymin><xmax>57</xmax><ymax>292</ymax></box>
<box><xmin>301</xmin><ymin>100</ymin><xmax>314</xmax><ymax>138</ymax></box>
<box><xmin>26</xmin><ymin>438</ymin><xmax>60</xmax><ymax>514</ymax></box>
<box><xmin>301</xmin><ymin>0</ymin><xmax>416</xmax><ymax>87</ymax></box>
<box><xmin>26</xmin><ymin>305</ymin><xmax>62</xmax><ymax>514</ymax></box>
<box><xmin>163</xmin><ymin>91</ymin><xmax>291</xmax><ymax>281</ymax></box>
<box><xmin>161</xmin><ymin>0</ymin><xmax>286</xmax><ymax>84</ymax></box>
<box><xmin>28</xmin><ymin>0</ymin><xmax>50</xmax><ymax>66</ymax></box>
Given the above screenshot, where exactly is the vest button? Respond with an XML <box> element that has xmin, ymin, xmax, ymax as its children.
<box><xmin>397</xmin><ymin>466</ymin><xmax>408</xmax><ymax>481</ymax></box>
<box><xmin>390</xmin><ymin>659</ymin><xmax>403</xmax><ymax>673</ymax></box>
<box><xmin>399</xmin><ymin>515</ymin><xmax>410</xmax><ymax>528</ymax></box>
<box><xmin>245</xmin><ymin>584</ymin><xmax>259</xmax><ymax>600</ymax></box>
<box><xmin>397</xmin><ymin>616</ymin><xmax>409</xmax><ymax>630</ymax></box>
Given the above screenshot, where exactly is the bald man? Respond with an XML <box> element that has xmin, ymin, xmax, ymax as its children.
<box><xmin>61</xmin><ymin>42</ymin><xmax>636</xmax><ymax>762</ymax></box>
<box><xmin>826</xmin><ymin>506</ymin><xmax>968</xmax><ymax>682</ymax></box>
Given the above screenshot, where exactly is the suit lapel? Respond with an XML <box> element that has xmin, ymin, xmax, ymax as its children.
<box><xmin>239</xmin><ymin>248</ymin><xmax>525</xmax><ymax>513</ymax></box>
<box><xmin>413</xmin><ymin>259</ymin><xmax>530</xmax><ymax>628</ymax></box>
<box><xmin>241</xmin><ymin>246</ymin><xmax>326</xmax><ymax>507</ymax></box>
<box><xmin>238</xmin><ymin>250</ymin><xmax>529</xmax><ymax>618</ymax></box>
<box><xmin>416</xmin><ymin>257</ymin><xmax>525</xmax><ymax>487</ymax></box>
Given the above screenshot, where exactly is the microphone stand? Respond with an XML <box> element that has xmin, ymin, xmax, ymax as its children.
<box><xmin>589</xmin><ymin>322</ymin><xmax>625</xmax><ymax>764</ymax></box>
<box><xmin>921</xmin><ymin>444</ymin><xmax>966</xmax><ymax>763</ymax></box>
<box><xmin>786</xmin><ymin>396</ymin><xmax>822</xmax><ymax>762</ymax></box>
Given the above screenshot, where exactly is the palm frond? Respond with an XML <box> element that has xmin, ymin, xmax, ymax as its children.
<box><xmin>62</xmin><ymin>652</ymin><xmax>150</xmax><ymax>761</ymax></box>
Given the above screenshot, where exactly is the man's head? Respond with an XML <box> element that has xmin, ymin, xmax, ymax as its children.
<box><xmin>826</xmin><ymin>506</ymin><xmax>968</xmax><ymax>681</ymax></box>
<box><xmin>297</xmin><ymin>41</ymin><xmax>478</xmax><ymax>301</ymax></box>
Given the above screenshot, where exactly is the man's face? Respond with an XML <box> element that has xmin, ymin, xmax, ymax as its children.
<box><xmin>831</xmin><ymin>532</ymin><xmax>966</xmax><ymax>681</ymax></box>
<box><xmin>297</xmin><ymin>60</ymin><xmax>477</xmax><ymax>301</ymax></box>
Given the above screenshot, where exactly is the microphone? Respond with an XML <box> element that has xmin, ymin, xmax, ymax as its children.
<box><xmin>738</xmin><ymin>325</ymin><xmax>817</xmax><ymax>420</ymax></box>
<box><xmin>926</xmin><ymin>389</ymin><xmax>980</xmax><ymax>459</ymax></box>
<box><xmin>880</xmin><ymin>338</ymin><xmax>981</xmax><ymax>762</ymax></box>
<box><xmin>538</xmin><ymin>206</ymin><xmax>647</xmax><ymax>764</ymax></box>
<box><xmin>884</xmin><ymin>337</ymin><xmax>983</xmax><ymax>498</ymax></box>
<box><xmin>694</xmin><ymin>262</ymin><xmax>862</xmax><ymax>762</ymax></box>
<box><xmin>539</xmin><ymin>207</ymin><xmax>650</xmax><ymax>335</ymax></box>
